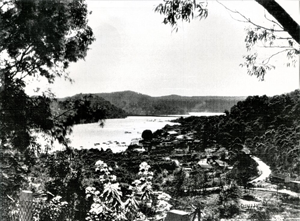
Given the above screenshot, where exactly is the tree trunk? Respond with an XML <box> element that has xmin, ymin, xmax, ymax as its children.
<box><xmin>255</xmin><ymin>0</ymin><xmax>300</xmax><ymax>44</ymax></box>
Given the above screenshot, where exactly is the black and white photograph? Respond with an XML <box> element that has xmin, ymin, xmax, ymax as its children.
<box><xmin>0</xmin><ymin>0</ymin><xmax>299</xmax><ymax>220</ymax></box>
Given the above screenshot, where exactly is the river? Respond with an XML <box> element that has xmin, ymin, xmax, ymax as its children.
<box><xmin>41</xmin><ymin>112</ymin><xmax>224</xmax><ymax>152</ymax></box>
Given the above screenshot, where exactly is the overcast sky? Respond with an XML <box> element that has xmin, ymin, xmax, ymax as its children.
<box><xmin>30</xmin><ymin>0</ymin><xmax>299</xmax><ymax>98</ymax></box>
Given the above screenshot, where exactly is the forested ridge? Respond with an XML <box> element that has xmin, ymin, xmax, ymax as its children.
<box><xmin>96</xmin><ymin>91</ymin><xmax>246</xmax><ymax>115</ymax></box>
<box><xmin>176</xmin><ymin>89</ymin><xmax>300</xmax><ymax>177</ymax></box>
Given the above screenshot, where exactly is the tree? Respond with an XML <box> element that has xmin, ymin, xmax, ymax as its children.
<box><xmin>0</xmin><ymin>0</ymin><xmax>94</xmax><ymax>219</ymax></box>
<box><xmin>155</xmin><ymin>0</ymin><xmax>299</xmax><ymax>80</ymax></box>
<box><xmin>142</xmin><ymin>129</ymin><xmax>153</xmax><ymax>141</ymax></box>
<box><xmin>218</xmin><ymin>182</ymin><xmax>241</xmax><ymax>218</ymax></box>
<box><xmin>1</xmin><ymin>0</ymin><xmax>94</xmax><ymax>148</ymax></box>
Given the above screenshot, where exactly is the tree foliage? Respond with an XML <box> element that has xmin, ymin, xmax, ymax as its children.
<box><xmin>0</xmin><ymin>0</ymin><xmax>94</xmax><ymax>219</ymax></box>
<box><xmin>218</xmin><ymin>182</ymin><xmax>241</xmax><ymax>218</ymax></box>
<box><xmin>55</xmin><ymin>94</ymin><xmax>127</xmax><ymax>126</ymax></box>
<box><xmin>0</xmin><ymin>0</ymin><xmax>94</xmax><ymax>150</ymax></box>
<box><xmin>155</xmin><ymin>0</ymin><xmax>299</xmax><ymax>80</ymax></box>
<box><xmin>155</xmin><ymin>0</ymin><xmax>208</xmax><ymax>32</ymax></box>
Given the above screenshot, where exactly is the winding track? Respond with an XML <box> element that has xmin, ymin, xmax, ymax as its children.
<box><xmin>249</xmin><ymin>156</ymin><xmax>271</xmax><ymax>184</ymax></box>
<box><xmin>249</xmin><ymin>156</ymin><xmax>300</xmax><ymax>198</ymax></box>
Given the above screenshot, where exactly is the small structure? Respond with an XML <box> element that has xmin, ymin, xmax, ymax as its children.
<box><xmin>287</xmin><ymin>180</ymin><xmax>300</xmax><ymax>193</ymax></box>
<box><xmin>130</xmin><ymin>138</ymin><xmax>141</xmax><ymax>146</ymax></box>
<box><xmin>270</xmin><ymin>173</ymin><xmax>290</xmax><ymax>183</ymax></box>
<box><xmin>215</xmin><ymin>159</ymin><xmax>228</xmax><ymax>168</ymax></box>
<box><xmin>241</xmin><ymin>146</ymin><xmax>251</xmax><ymax>155</ymax></box>
<box><xmin>194</xmin><ymin>140</ymin><xmax>201</xmax><ymax>144</ymax></box>
<box><xmin>133</xmin><ymin>147</ymin><xmax>146</xmax><ymax>153</ymax></box>
<box><xmin>168</xmin><ymin>130</ymin><xmax>178</xmax><ymax>135</ymax></box>
<box><xmin>165</xmin><ymin>210</ymin><xmax>190</xmax><ymax>221</ymax></box>
<box><xmin>198</xmin><ymin>158</ymin><xmax>213</xmax><ymax>169</ymax></box>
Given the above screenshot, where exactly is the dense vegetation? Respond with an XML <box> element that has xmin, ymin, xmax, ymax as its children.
<box><xmin>96</xmin><ymin>91</ymin><xmax>245</xmax><ymax>115</ymax></box>
<box><xmin>0</xmin><ymin>1</ymin><xmax>94</xmax><ymax>220</ymax></box>
<box><xmin>54</xmin><ymin>94</ymin><xmax>127</xmax><ymax>125</ymax></box>
<box><xmin>10</xmin><ymin>89</ymin><xmax>299</xmax><ymax>221</ymax></box>
<box><xmin>175</xmin><ymin>89</ymin><xmax>300</xmax><ymax>176</ymax></box>
<box><xmin>2</xmin><ymin>0</ymin><xmax>299</xmax><ymax>220</ymax></box>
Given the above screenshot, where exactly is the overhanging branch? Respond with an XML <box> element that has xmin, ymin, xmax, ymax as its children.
<box><xmin>255</xmin><ymin>0</ymin><xmax>300</xmax><ymax>44</ymax></box>
<box><xmin>216</xmin><ymin>0</ymin><xmax>285</xmax><ymax>32</ymax></box>
<box><xmin>262</xmin><ymin>48</ymin><xmax>290</xmax><ymax>64</ymax></box>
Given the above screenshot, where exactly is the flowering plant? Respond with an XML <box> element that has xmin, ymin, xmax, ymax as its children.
<box><xmin>33</xmin><ymin>195</ymin><xmax>68</xmax><ymax>221</ymax></box>
<box><xmin>86</xmin><ymin>161</ymin><xmax>172</xmax><ymax>221</ymax></box>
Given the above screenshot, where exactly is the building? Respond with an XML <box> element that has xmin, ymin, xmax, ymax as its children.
<box><xmin>287</xmin><ymin>180</ymin><xmax>300</xmax><ymax>193</ymax></box>
<box><xmin>270</xmin><ymin>173</ymin><xmax>291</xmax><ymax>183</ymax></box>
<box><xmin>165</xmin><ymin>210</ymin><xmax>190</xmax><ymax>221</ymax></box>
<box><xmin>198</xmin><ymin>159</ymin><xmax>213</xmax><ymax>169</ymax></box>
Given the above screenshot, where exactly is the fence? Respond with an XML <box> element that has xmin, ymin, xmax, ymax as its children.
<box><xmin>11</xmin><ymin>191</ymin><xmax>168</xmax><ymax>221</ymax></box>
<box><xmin>8</xmin><ymin>190</ymin><xmax>86</xmax><ymax>221</ymax></box>
<box><xmin>8</xmin><ymin>191</ymin><xmax>33</xmax><ymax>221</ymax></box>
<box><xmin>19</xmin><ymin>191</ymin><xmax>33</xmax><ymax>221</ymax></box>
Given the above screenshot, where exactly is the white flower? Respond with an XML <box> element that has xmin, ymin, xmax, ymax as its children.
<box><xmin>110</xmin><ymin>175</ymin><xmax>117</xmax><ymax>181</ymax></box>
<box><xmin>132</xmin><ymin>180</ymin><xmax>142</xmax><ymax>186</ymax></box>
<box><xmin>95</xmin><ymin>160</ymin><xmax>108</xmax><ymax>172</ymax></box>
<box><xmin>95</xmin><ymin>160</ymin><xmax>104</xmax><ymax>166</ymax></box>
<box><xmin>52</xmin><ymin>196</ymin><xmax>62</xmax><ymax>202</ymax></box>
<box><xmin>147</xmin><ymin>176</ymin><xmax>153</xmax><ymax>180</ymax></box>
<box><xmin>156</xmin><ymin>201</ymin><xmax>172</xmax><ymax>212</ymax></box>
<box><xmin>61</xmin><ymin>201</ymin><xmax>68</xmax><ymax>206</ymax></box>
<box><xmin>156</xmin><ymin>192</ymin><xmax>171</xmax><ymax>201</ymax></box>
<box><xmin>139</xmin><ymin>162</ymin><xmax>151</xmax><ymax>171</ymax></box>
<box><xmin>90</xmin><ymin>203</ymin><xmax>103</xmax><ymax>215</ymax></box>
<box><xmin>86</xmin><ymin>186</ymin><xmax>96</xmax><ymax>193</ymax></box>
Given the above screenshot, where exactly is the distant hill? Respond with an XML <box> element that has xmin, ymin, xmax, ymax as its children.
<box><xmin>95</xmin><ymin>91</ymin><xmax>246</xmax><ymax>115</ymax></box>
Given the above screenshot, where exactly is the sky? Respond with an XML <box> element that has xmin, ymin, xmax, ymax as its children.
<box><xmin>28</xmin><ymin>0</ymin><xmax>299</xmax><ymax>98</ymax></box>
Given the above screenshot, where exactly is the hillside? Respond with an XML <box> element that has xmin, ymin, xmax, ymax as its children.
<box><xmin>96</xmin><ymin>91</ymin><xmax>246</xmax><ymax>115</ymax></box>
<box><xmin>35</xmin><ymin>90</ymin><xmax>300</xmax><ymax>221</ymax></box>
<box><xmin>54</xmin><ymin>94</ymin><xmax>127</xmax><ymax>124</ymax></box>
<box><xmin>174</xmin><ymin>89</ymin><xmax>300</xmax><ymax>176</ymax></box>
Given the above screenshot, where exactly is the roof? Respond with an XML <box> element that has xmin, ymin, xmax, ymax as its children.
<box><xmin>271</xmin><ymin>174</ymin><xmax>288</xmax><ymax>179</ymax></box>
<box><xmin>215</xmin><ymin>159</ymin><xmax>228</xmax><ymax>167</ymax></box>
<box><xmin>168</xmin><ymin>130</ymin><xmax>178</xmax><ymax>135</ymax></box>
<box><xmin>198</xmin><ymin>159</ymin><xmax>213</xmax><ymax>169</ymax></box>
<box><xmin>168</xmin><ymin>210</ymin><xmax>190</xmax><ymax>215</ymax></box>
<box><xmin>291</xmin><ymin>180</ymin><xmax>300</xmax><ymax>184</ymax></box>
<box><xmin>241</xmin><ymin>147</ymin><xmax>251</xmax><ymax>154</ymax></box>
<box><xmin>176</xmin><ymin>135</ymin><xmax>185</xmax><ymax>139</ymax></box>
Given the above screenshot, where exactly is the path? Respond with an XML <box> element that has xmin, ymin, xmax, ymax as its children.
<box><xmin>253</xmin><ymin>187</ymin><xmax>300</xmax><ymax>197</ymax></box>
<box><xmin>249</xmin><ymin>156</ymin><xmax>300</xmax><ymax>198</ymax></box>
<box><xmin>249</xmin><ymin>156</ymin><xmax>271</xmax><ymax>184</ymax></box>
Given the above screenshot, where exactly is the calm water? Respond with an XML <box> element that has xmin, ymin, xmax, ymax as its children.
<box><xmin>68</xmin><ymin>116</ymin><xmax>179</xmax><ymax>152</ymax></box>
<box><xmin>46</xmin><ymin>112</ymin><xmax>224</xmax><ymax>152</ymax></box>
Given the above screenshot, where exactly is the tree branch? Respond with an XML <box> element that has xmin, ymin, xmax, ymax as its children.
<box><xmin>53</xmin><ymin>107</ymin><xmax>77</xmax><ymax>120</ymax></box>
<box><xmin>15</xmin><ymin>45</ymin><xmax>34</xmax><ymax>72</ymax></box>
<box><xmin>255</xmin><ymin>0</ymin><xmax>300</xmax><ymax>44</ymax></box>
<box><xmin>277</xmin><ymin>37</ymin><xmax>293</xmax><ymax>40</ymax></box>
<box><xmin>216</xmin><ymin>0</ymin><xmax>285</xmax><ymax>32</ymax></box>
<box><xmin>262</xmin><ymin>49</ymin><xmax>290</xmax><ymax>65</ymax></box>
<box><xmin>264</xmin><ymin>10</ymin><xmax>283</xmax><ymax>29</ymax></box>
<box><xmin>259</xmin><ymin>46</ymin><xmax>295</xmax><ymax>49</ymax></box>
